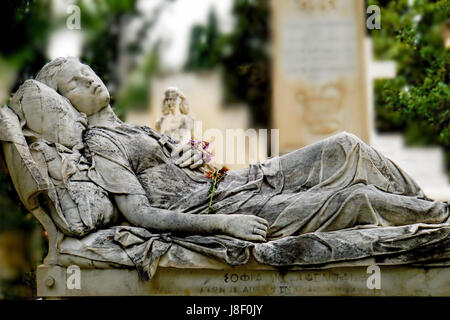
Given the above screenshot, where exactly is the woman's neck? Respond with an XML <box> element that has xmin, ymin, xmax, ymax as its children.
<box><xmin>87</xmin><ymin>105</ymin><xmax>122</xmax><ymax>128</ymax></box>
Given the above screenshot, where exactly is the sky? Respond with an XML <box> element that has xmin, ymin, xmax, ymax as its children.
<box><xmin>48</xmin><ymin>0</ymin><xmax>234</xmax><ymax>69</ymax></box>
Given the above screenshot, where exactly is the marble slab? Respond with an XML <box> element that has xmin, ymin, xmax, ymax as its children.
<box><xmin>37</xmin><ymin>264</ymin><xmax>450</xmax><ymax>297</ymax></box>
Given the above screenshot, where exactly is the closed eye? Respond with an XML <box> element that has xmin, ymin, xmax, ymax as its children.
<box><xmin>69</xmin><ymin>76</ymin><xmax>92</xmax><ymax>88</ymax></box>
<box><xmin>68</xmin><ymin>77</ymin><xmax>78</xmax><ymax>90</ymax></box>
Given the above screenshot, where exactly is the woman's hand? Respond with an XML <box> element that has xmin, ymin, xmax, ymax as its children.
<box><xmin>222</xmin><ymin>214</ymin><xmax>269</xmax><ymax>242</ymax></box>
<box><xmin>171</xmin><ymin>142</ymin><xmax>204</xmax><ymax>169</ymax></box>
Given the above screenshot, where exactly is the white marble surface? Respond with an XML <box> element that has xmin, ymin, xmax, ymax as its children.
<box><xmin>37</xmin><ymin>264</ymin><xmax>450</xmax><ymax>297</ymax></box>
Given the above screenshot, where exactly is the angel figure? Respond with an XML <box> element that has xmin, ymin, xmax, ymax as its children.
<box><xmin>155</xmin><ymin>87</ymin><xmax>196</xmax><ymax>144</ymax></box>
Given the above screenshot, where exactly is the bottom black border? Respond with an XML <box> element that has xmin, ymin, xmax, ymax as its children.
<box><xmin>1</xmin><ymin>296</ymin><xmax>447</xmax><ymax>318</ymax></box>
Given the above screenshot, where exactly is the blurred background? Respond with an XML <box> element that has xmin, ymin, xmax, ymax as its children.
<box><xmin>0</xmin><ymin>0</ymin><xmax>448</xmax><ymax>298</ymax></box>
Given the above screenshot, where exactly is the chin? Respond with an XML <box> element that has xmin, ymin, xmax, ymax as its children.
<box><xmin>88</xmin><ymin>94</ymin><xmax>110</xmax><ymax>113</ymax></box>
<box><xmin>99</xmin><ymin>91</ymin><xmax>110</xmax><ymax>104</ymax></box>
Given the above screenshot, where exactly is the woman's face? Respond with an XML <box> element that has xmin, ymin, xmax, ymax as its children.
<box><xmin>165</xmin><ymin>91</ymin><xmax>178</xmax><ymax>114</ymax></box>
<box><xmin>56</xmin><ymin>60</ymin><xmax>110</xmax><ymax>115</ymax></box>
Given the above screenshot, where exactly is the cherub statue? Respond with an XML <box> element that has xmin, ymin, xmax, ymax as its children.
<box><xmin>155</xmin><ymin>87</ymin><xmax>196</xmax><ymax>144</ymax></box>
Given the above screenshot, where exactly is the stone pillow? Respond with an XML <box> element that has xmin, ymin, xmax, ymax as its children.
<box><xmin>10</xmin><ymin>79</ymin><xmax>84</xmax><ymax>147</ymax></box>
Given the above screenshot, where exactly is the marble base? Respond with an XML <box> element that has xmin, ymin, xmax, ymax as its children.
<box><xmin>37</xmin><ymin>264</ymin><xmax>450</xmax><ymax>297</ymax></box>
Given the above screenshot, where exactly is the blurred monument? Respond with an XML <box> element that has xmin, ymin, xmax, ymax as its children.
<box><xmin>271</xmin><ymin>0</ymin><xmax>368</xmax><ymax>152</ymax></box>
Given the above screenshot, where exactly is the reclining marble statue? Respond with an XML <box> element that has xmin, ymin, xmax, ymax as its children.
<box><xmin>0</xmin><ymin>57</ymin><xmax>449</xmax><ymax>282</ymax></box>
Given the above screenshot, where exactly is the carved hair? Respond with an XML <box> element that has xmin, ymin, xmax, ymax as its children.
<box><xmin>162</xmin><ymin>87</ymin><xmax>189</xmax><ymax>115</ymax></box>
<box><xmin>161</xmin><ymin>99</ymin><xmax>170</xmax><ymax>116</ymax></box>
<box><xmin>178</xmin><ymin>93</ymin><xmax>189</xmax><ymax>115</ymax></box>
<box><xmin>35</xmin><ymin>57</ymin><xmax>79</xmax><ymax>91</ymax></box>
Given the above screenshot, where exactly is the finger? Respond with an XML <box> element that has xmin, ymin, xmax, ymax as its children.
<box><xmin>255</xmin><ymin>224</ymin><xmax>268</xmax><ymax>233</ymax></box>
<box><xmin>255</xmin><ymin>217</ymin><xmax>269</xmax><ymax>227</ymax></box>
<box><xmin>180</xmin><ymin>152</ymin><xmax>201</xmax><ymax>167</ymax></box>
<box><xmin>171</xmin><ymin>144</ymin><xmax>184</xmax><ymax>157</ymax></box>
<box><xmin>254</xmin><ymin>226</ymin><xmax>267</xmax><ymax>238</ymax></box>
<box><xmin>185</xmin><ymin>151</ymin><xmax>202</xmax><ymax>165</ymax></box>
<box><xmin>182</xmin><ymin>143</ymin><xmax>192</xmax><ymax>152</ymax></box>
<box><xmin>176</xmin><ymin>149</ymin><xmax>193</xmax><ymax>165</ymax></box>
<box><xmin>247</xmin><ymin>234</ymin><xmax>266</xmax><ymax>242</ymax></box>
<box><xmin>191</xmin><ymin>153</ymin><xmax>202</xmax><ymax>163</ymax></box>
<box><xmin>190</xmin><ymin>158</ymin><xmax>204</xmax><ymax>169</ymax></box>
<box><xmin>253</xmin><ymin>228</ymin><xmax>267</xmax><ymax>237</ymax></box>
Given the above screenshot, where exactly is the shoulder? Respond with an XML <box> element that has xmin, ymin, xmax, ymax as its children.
<box><xmin>84</xmin><ymin>127</ymin><xmax>128</xmax><ymax>155</ymax></box>
<box><xmin>156</xmin><ymin>115</ymin><xmax>168</xmax><ymax>123</ymax></box>
<box><xmin>185</xmin><ymin>114</ymin><xmax>196</xmax><ymax>123</ymax></box>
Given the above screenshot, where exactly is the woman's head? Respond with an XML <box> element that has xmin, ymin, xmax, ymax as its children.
<box><xmin>162</xmin><ymin>87</ymin><xmax>189</xmax><ymax>116</ymax></box>
<box><xmin>36</xmin><ymin>57</ymin><xmax>110</xmax><ymax>115</ymax></box>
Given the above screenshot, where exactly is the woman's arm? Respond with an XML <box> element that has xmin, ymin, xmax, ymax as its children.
<box><xmin>114</xmin><ymin>193</ymin><xmax>269</xmax><ymax>242</ymax></box>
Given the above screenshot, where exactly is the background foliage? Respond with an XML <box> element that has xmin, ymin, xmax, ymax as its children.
<box><xmin>0</xmin><ymin>1</ymin><xmax>52</xmax><ymax>298</ymax></box>
<box><xmin>368</xmin><ymin>0</ymin><xmax>449</xmax><ymax>174</ymax></box>
<box><xmin>185</xmin><ymin>0</ymin><xmax>271</xmax><ymax>128</ymax></box>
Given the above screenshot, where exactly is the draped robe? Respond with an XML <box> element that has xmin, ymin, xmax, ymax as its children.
<box><xmin>84</xmin><ymin>126</ymin><xmax>448</xmax><ymax>240</ymax></box>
